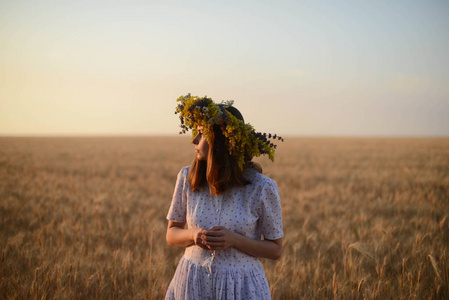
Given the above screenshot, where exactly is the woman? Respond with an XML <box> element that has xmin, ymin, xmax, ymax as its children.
<box><xmin>166</xmin><ymin>94</ymin><xmax>284</xmax><ymax>299</ymax></box>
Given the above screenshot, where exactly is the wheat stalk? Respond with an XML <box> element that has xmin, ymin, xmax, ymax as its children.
<box><xmin>428</xmin><ymin>255</ymin><xmax>442</xmax><ymax>282</ymax></box>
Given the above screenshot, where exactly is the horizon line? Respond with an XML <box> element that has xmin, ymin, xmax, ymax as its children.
<box><xmin>1</xmin><ymin>133</ymin><xmax>448</xmax><ymax>139</ymax></box>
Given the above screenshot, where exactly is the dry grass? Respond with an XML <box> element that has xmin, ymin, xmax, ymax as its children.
<box><xmin>0</xmin><ymin>136</ymin><xmax>448</xmax><ymax>299</ymax></box>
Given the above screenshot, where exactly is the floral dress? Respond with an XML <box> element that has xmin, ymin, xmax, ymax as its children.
<box><xmin>165</xmin><ymin>166</ymin><xmax>284</xmax><ymax>300</ymax></box>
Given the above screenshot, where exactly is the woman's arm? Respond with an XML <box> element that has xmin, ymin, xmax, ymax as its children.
<box><xmin>166</xmin><ymin>221</ymin><xmax>207</xmax><ymax>248</ymax></box>
<box><xmin>202</xmin><ymin>226</ymin><xmax>283</xmax><ymax>260</ymax></box>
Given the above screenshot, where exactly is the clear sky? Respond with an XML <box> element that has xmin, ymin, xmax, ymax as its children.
<box><xmin>1</xmin><ymin>0</ymin><xmax>448</xmax><ymax>136</ymax></box>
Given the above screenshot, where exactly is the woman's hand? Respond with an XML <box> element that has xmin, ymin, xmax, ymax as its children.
<box><xmin>201</xmin><ymin>226</ymin><xmax>237</xmax><ymax>250</ymax></box>
<box><xmin>202</xmin><ymin>225</ymin><xmax>283</xmax><ymax>259</ymax></box>
<box><xmin>192</xmin><ymin>228</ymin><xmax>209</xmax><ymax>249</ymax></box>
<box><xmin>166</xmin><ymin>222</ymin><xmax>210</xmax><ymax>249</ymax></box>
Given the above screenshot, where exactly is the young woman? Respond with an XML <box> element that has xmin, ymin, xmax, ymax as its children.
<box><xmin>166</xmin><ymin>94</ymin><xmax>284</xmax><ymax>299</ymax></box>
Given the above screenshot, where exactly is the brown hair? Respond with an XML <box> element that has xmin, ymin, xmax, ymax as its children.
<box><xmin>189</xmin><ymin>123</ymin><xmax>262</xmax><ymax>196</ymax></box>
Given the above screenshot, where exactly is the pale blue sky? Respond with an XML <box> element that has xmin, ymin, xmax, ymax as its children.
<box><xmin>1</xmin><ymin>0</ymin><xmax>448</xmax><ymax>136</ymax></box>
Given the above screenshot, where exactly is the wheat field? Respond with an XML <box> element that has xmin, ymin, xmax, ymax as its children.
<box><xmin>0</xmin><ymin>136</ymin><xmax>448</xmax><ymax>299</ymax></box>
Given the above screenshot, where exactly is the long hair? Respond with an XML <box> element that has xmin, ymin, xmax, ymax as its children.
<box><xmin>189</xmin><ymin>108</ymin><xmax>262</xmax><ymax>195</ymax></box>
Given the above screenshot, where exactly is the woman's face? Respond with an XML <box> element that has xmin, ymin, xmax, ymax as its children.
<box><xmin>192</xmin><ymin>126</ymin><xmax>209</xmax><ymax>161</ymax></box>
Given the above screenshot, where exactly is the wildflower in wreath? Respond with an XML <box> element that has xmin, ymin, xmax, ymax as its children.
<box><xmin>175</xmin><ymin>93</ymin><xmax>284</xmax><ymax>170</ymax></box>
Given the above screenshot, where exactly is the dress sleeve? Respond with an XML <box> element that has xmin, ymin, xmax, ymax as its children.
<box><xmin>258</xmin><ymin>179</ymin><xmax>284</xmax><ymax>240</ymax></box>
<box><xmin>166</xmin><ymin>167</ymin><xmax>189</xmax><ymax>223</ymax></box>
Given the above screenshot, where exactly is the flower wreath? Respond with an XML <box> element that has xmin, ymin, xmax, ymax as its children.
<box><xmin>175</xmin><ymin>93</ymin><xmax>283</xmax><ymax>170</ymax></box>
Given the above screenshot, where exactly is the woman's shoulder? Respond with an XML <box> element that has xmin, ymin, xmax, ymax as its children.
<box><xmin>241</xmin><ymin>169</ymin><xmax>280</xmax><ymax>206</ymax></box>
<box><xmin>244</xmin><ymin>167</ymin><xmax>277</xmax><ymax>188</ymax></box>
<box><xmin>175</xmin><ymin>166</ymin><xmax>191</xmax><ymax>182</ymax></box>
<box><xmin>180</xmin><ymin>165</ymin><xmax>190</xmax><ymax>174</ymax></box>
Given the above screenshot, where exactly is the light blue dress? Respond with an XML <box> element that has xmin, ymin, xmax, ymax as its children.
<box><xmin>166</xmin><ymin>166</ymin><xmax>284</xmax><ymax>300</ymax></box>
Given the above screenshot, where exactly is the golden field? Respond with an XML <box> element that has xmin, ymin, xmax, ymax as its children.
<box><xmin>0</xmin><ymin>136</ymin><xmax>448</xmax><ymax>299</ymax></box>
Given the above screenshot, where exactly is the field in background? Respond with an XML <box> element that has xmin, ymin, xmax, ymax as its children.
<box><xmin>0</xmin><ymin>136</ymin><xmax>448</xmax><ymax>299</ymax></box>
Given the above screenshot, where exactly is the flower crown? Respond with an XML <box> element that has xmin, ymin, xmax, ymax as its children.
<box><xmin>175</xmin><ymin>93</ymin><xmax>283</xmax><ymax>170</ymax></box>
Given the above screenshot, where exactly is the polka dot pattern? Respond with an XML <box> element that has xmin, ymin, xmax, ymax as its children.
<box><xmin>166</xmin><ymin>166</ymin><xmax>284</xmax><ymax>299</ymax></box>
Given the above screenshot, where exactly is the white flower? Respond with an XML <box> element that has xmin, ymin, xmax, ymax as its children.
<box><xmin>220</xmin><ymin>100</ymin><xmax>234</xmax><ymax>108</ymax></box>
